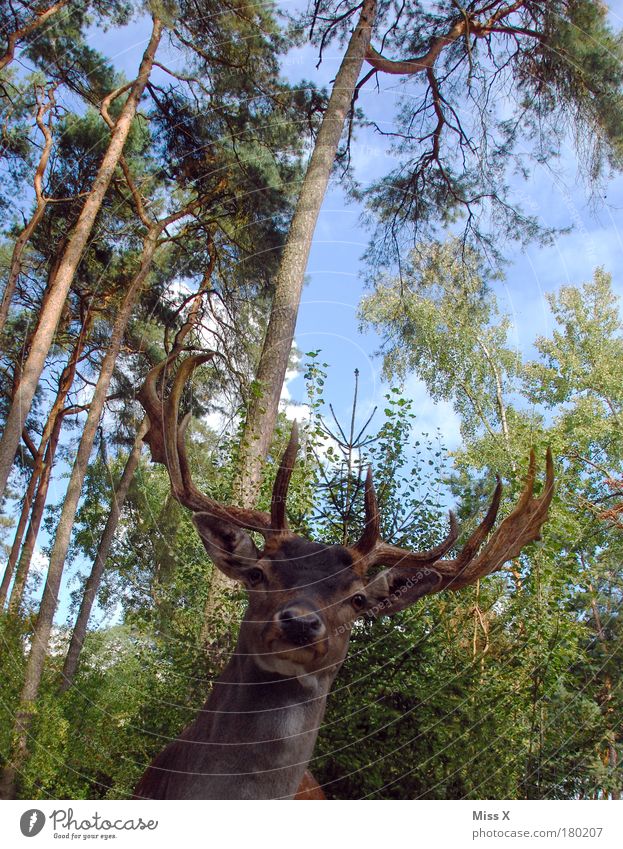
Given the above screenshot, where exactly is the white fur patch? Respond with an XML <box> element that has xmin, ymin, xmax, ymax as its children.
<box><xmin>254</xmin><ymin>654</ymin><xmax>321</xmax><ymax>688</ymax></box>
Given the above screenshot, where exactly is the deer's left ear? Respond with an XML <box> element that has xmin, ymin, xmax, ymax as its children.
<box><xmin>364</xmin><ymin>566</ymin><xmax>444</xmax><ymax>616</ymax></box>
<box><xmin>192</xmin><ymin>512</ymin><xmax>259</xmax><ymax>580</ymax></box>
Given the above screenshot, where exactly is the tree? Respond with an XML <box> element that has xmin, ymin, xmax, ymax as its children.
<box><xmin>353</xmin><ymin>258</ymin><xmax>623</xmax><ymax>798</ymax></box>
<box><xmin>235</xmin><ymin>0</ymin><xmax>377</xmax><ymax>507</ymax></box>
<box><xmin>0</xmin><ymin>97</ymin><xmax>153</xmax><ymax>608</ymax></box>
<box><xmin>0</xmin><ymin>303</ymin><xmax>95</xmax><ymax>610</ymax></box>
<box><xmin>0</xmin><ymin>15</ymin><xmax>163</xmax><ymax>500</ymax></box>
<box><xmin>0</xmin><ymin>84</ymin><xmax>57</xmax><ymax>335</ymax></box>
<box><xmin>1</xmin><ymin>0</ymin><xmax>622</xmax><ymax>803</ymax></box>
<box><xmin>59</xmin><ymin>418</ymin><xmax>148</xmax><ymax>688</ymax></box>
<box><xmin>0</xmin><ymin>187</ymin><xmax>209</xmax><ymax>796</ymax></box>
<box><xmin>359</xmin><ymin>237</ymin><xmax>520</xmax><ymax>452</ymax></box>
<box><xmin>358</xmin><ymin>0</ymin><xmax>623</xmax><ymax>266</ymax></box>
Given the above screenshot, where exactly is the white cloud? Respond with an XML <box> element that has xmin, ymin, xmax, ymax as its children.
<box><xmin>282</xmin><ymin>402</ymin><xmax>311</xmax><ymax>424</ymax></box>
<box><xmin>403</xmin><ymin>375</ymin><xmax>462</xmax><ymax>451</ymax></box>
<box><xmin>279</xmin><ymin>366</ymin><xmax>300</xmax><ymax>404</ymax></box>
<box><xmin>31</xmin><ymin>545</ymin><xmax>49</xmax><ymax>576</ymax></box>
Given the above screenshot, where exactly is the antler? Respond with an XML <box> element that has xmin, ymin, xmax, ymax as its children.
<box><xmin>349</xmin><ymin>467</ymin><xmax>460</xmax><ymax>576</ymax></box>
<box><xmin>138</xmin><ymin>353</ymin><xmax>298</xmax><ymax>537</ymax></box>
<box><xmin>350</xmin><ymin>449</ymin><xmax>554</xmax><ymax>591</ymax></box>
<box><xmin>270</xmin><ymin>421</ymin><xmax>299</xmax><ymax>530</ymax></box>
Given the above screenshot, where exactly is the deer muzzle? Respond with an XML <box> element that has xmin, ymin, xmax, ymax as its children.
<box><xmin>276</xmin><ymin>604</ymin><xmax>326</xmax><ymax>646</ymax></box>
<box><xmin>260</xmin><ymin>603</ymin><xmax>329</xmax><ymax>667</ymax></box>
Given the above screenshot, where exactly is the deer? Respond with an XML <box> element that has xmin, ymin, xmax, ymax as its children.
<box><xmin>133</xmin><ymin>353</ymin><xmax>554</xmax><ymax>800</ymax></box>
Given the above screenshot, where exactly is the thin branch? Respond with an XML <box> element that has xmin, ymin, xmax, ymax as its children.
<box><xmin>0</xmin><ymin>1</ymin><xmax>68</xmax><ymax>71</ymax></box>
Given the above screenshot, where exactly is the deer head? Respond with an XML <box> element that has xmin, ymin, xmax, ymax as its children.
<box><xmin>138</xmin><ymin>353</ymin><xmax>554</xmax><ymax>683</ymax></box>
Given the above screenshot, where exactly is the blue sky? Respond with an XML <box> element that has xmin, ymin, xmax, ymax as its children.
<box><xmin>6</xmin><ymin>2</ymin><xmax>623</xmax><ymax>623</ymax></box>
<box><xmin>88</xmin><ymin>2</ymin><xmax>623</xmax><ymax>425</ymax></box>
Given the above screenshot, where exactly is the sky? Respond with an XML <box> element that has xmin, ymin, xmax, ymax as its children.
<box><xmin>5</xmin><ymin>1</ymin><xmax>623</xmax><ymax>624</ymax></box>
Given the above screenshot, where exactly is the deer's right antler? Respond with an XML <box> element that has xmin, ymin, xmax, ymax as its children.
<box><xmin>349</xmin><ymin>449</ymin><xmax>554</xmax><ymax>595</ymax></box>
<box><xmin>138</xmin><ymin>353</ymin><xmax>298</xmax><ymax>538</ymax></box>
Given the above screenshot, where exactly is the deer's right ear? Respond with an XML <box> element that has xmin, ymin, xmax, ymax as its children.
<box><xmin>192</xmin><ymin>513</ymin><xmax>260</xmax><ymax>580</ymax></box>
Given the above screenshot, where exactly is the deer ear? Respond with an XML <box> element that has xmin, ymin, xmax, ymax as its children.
<box><xmin>364</xmin><ymin>565</ymin><xmax>443</xmax><ymax>616</ymax></box>
<box><xmin>192</xmin><ymin>512</ymin><xmax>259</xmax><ymax>580</ymax></box>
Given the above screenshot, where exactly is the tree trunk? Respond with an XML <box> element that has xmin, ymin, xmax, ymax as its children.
<box><xmin>0</xmin><ymin>453</ymin><xmax>42</xmax><ymax>608</ymax></box>
<box><xmin>476</xmin><ymin>337</ymin><xmax>516</xmax><ymax>470</ymax></box>
<box><xmin>0</xmin><ymin>226</ymin><xmax>161</xmax><ymax>799</ymax></box>
<box><xmin>0</xmin><ymin>16</ymin><xmax>163</xmax><ymax>502</ymax></box>
<box><xmin>7</xmin><ymin>414</ymin><xmax>63</xmax><ymax>614</ymax></box>
<box><xmin>204</xmin><ymin>0</ymin><xmax>377</xmax><ymax>614</ymax></box>
<box><xmin>0</xmin><ymin>311</ymin><xmax>92</xmax><ymax>608</ymax></box>
<box><xmin>236</xmin><ymin>0</ymin><xmax>376</xmax><ymax>505</ymax></box>
<box><xmin>60</xmin><ymin>417</ymin><xmax>148</xmax><ymax>689</ymax></box>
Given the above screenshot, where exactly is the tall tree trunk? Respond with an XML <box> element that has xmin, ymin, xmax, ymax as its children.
<box><xmin>60</xmin><ymin>417</ymin><xmax>148</xmax><ymax>689</ymax></box>
<box><xmin>0</xmin><ymin>1</ymin><xmax>68</xmax><ymax>70</ymax></box>
<box><xmin>588</xmin><ymin>581</ymin><xmax>620</xmax><ymax>799</ymax></box>
<box><xmin>0</xmin><ymin>16</ymin><xmax>163</xmax><ymax>501</ymax></box>
<box><xmin>205</xmin><ymin>0</ymin><xmax>377</xmax><ymax>613</ymax></box>
<box><xmin>0</xmin><ymin>225</ymin><xmax>162</xmax><ymax>799</ymax></box>
<box><xmin>0</xmin><ymin>310</ymin><xmax>92</xmax><ymax>607</ymax></box>
<box><xmin>7</xmin><ymin>412</ymin><xmax>64</xmax><ymax>614</ymax></box>
<box><xmin>0</xmin><ymin>89</ymin><xmax>55</xmax><ymax>336</ymax></box>
<box><xmin>476</xmin><ymin>337</ymin><xmax>516</xmax><ymax>470</ymax></box>
<box><xmin>237</xmin><ymin>0</ymin><xmax>376</xmax><ymax>505</ymax></box>
<box><xmin>0</xmin><ymin>453</ymin><xmax>42</xmax><ymax>608</ymax></box>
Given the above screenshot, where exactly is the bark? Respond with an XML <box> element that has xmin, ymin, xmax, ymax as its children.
<box><xmin>0</xmin><ymin>1</ymin><xmax>68</xmax><ymax>70</ymax></box>
<box><xmin>363</xmin><ymin>20</ymin><xmax>466</xmax><ymax>75</ymax></box>
<box><xmin>60</xmin><ymin>417</ymin><xmax>148</xmax><ymax>689</ymax></box>
<box><xmin>0</xmin><ymin>451</ymin><xmax>41</xmax><ymax>608</ymax></box>
<box><xmin>0</xmin><ymin>311</ymin><xmax>92</xmax><ymax>608</ymax></box>
<box><xmin>7</xmin><ymin>411</ymin><xmax>62</xmax><ymax>613</ymax></box>
<box><xmin>587</xmin><ymin>580</ymin><xmax>620</xmax><ymax>799</ymax></box>
<box><xmin>204</xmin><ymin>0</ymin><xmax>377</xmax><ymax>611</ymax></box>
<box><xmin>0</xmin><ymin>16</ymin><xmax>163</xmax><ymax>502</ymax></box>
<box><xmin>0</xmin><ymin>89</ymin><xmax>55</xmax><ymax>336</ymax></box>
<box><xmin>363</xmin><ymin>3</ymin><xmax>535</xmax><ymax>75</ymax></box>
<box><xmin>609</xmin><ymin>743</ymin><xmax>620</xmax><ymax>800</ymax></box>
<box><xmin>229</xmin><ymin>2</ymin><xmax>530</xmax><ymax>514</ymax></box>
<box><xmin>476</xmin><ymin>337</ymin><xmax>516</xmax><ymax>470</ymax></box>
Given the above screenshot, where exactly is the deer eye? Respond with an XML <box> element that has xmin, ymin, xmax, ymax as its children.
<box><xmin>351</xmin><ymin>593</ymin><xmax>367</xmax><ymax>611</ymax></box>
<box><xmin>246</xmin><ymin>568</ymin><xmax>265</xmax><ymax>586</ymax></box>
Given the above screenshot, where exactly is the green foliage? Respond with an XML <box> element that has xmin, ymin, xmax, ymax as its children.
<box><xmin>324</xmin><ymin>0</ymin><xmax>623</xmax><ymax>266</ymax></box>
<box><xmin>532</xmin><ymin>0</ymin><xmax>623</xmax><ymax>176</ymax></box>
<box><xmin>15</xmin><ymin>1</ymin><xmax>134</xmax><ymax>99</ymax></box>
<box><xmin>348</xmin><ymin>255</ymin><xmax>622</xmax><ymax>798</ymax></box>
<box><xmin>360</xmin><ymin>238</ymin><xmax>520</xmax><ymax>442</ymax></box>
<box><xmin>3</xmin><ymin>267</ymin><xmax>622</xmax><ymax>798</ymax></box>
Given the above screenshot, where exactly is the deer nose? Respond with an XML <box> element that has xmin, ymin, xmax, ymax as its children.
<box><xmin>277</xmin><ymin>606</ymin><xmax>325</xmax><ymax>645</ymax></box>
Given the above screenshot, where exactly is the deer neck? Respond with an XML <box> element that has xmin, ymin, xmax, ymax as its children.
<box><xmin>157</xmin><ymin>641</ymin><xmax>339</xmax><ymax>800</ymax></box>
